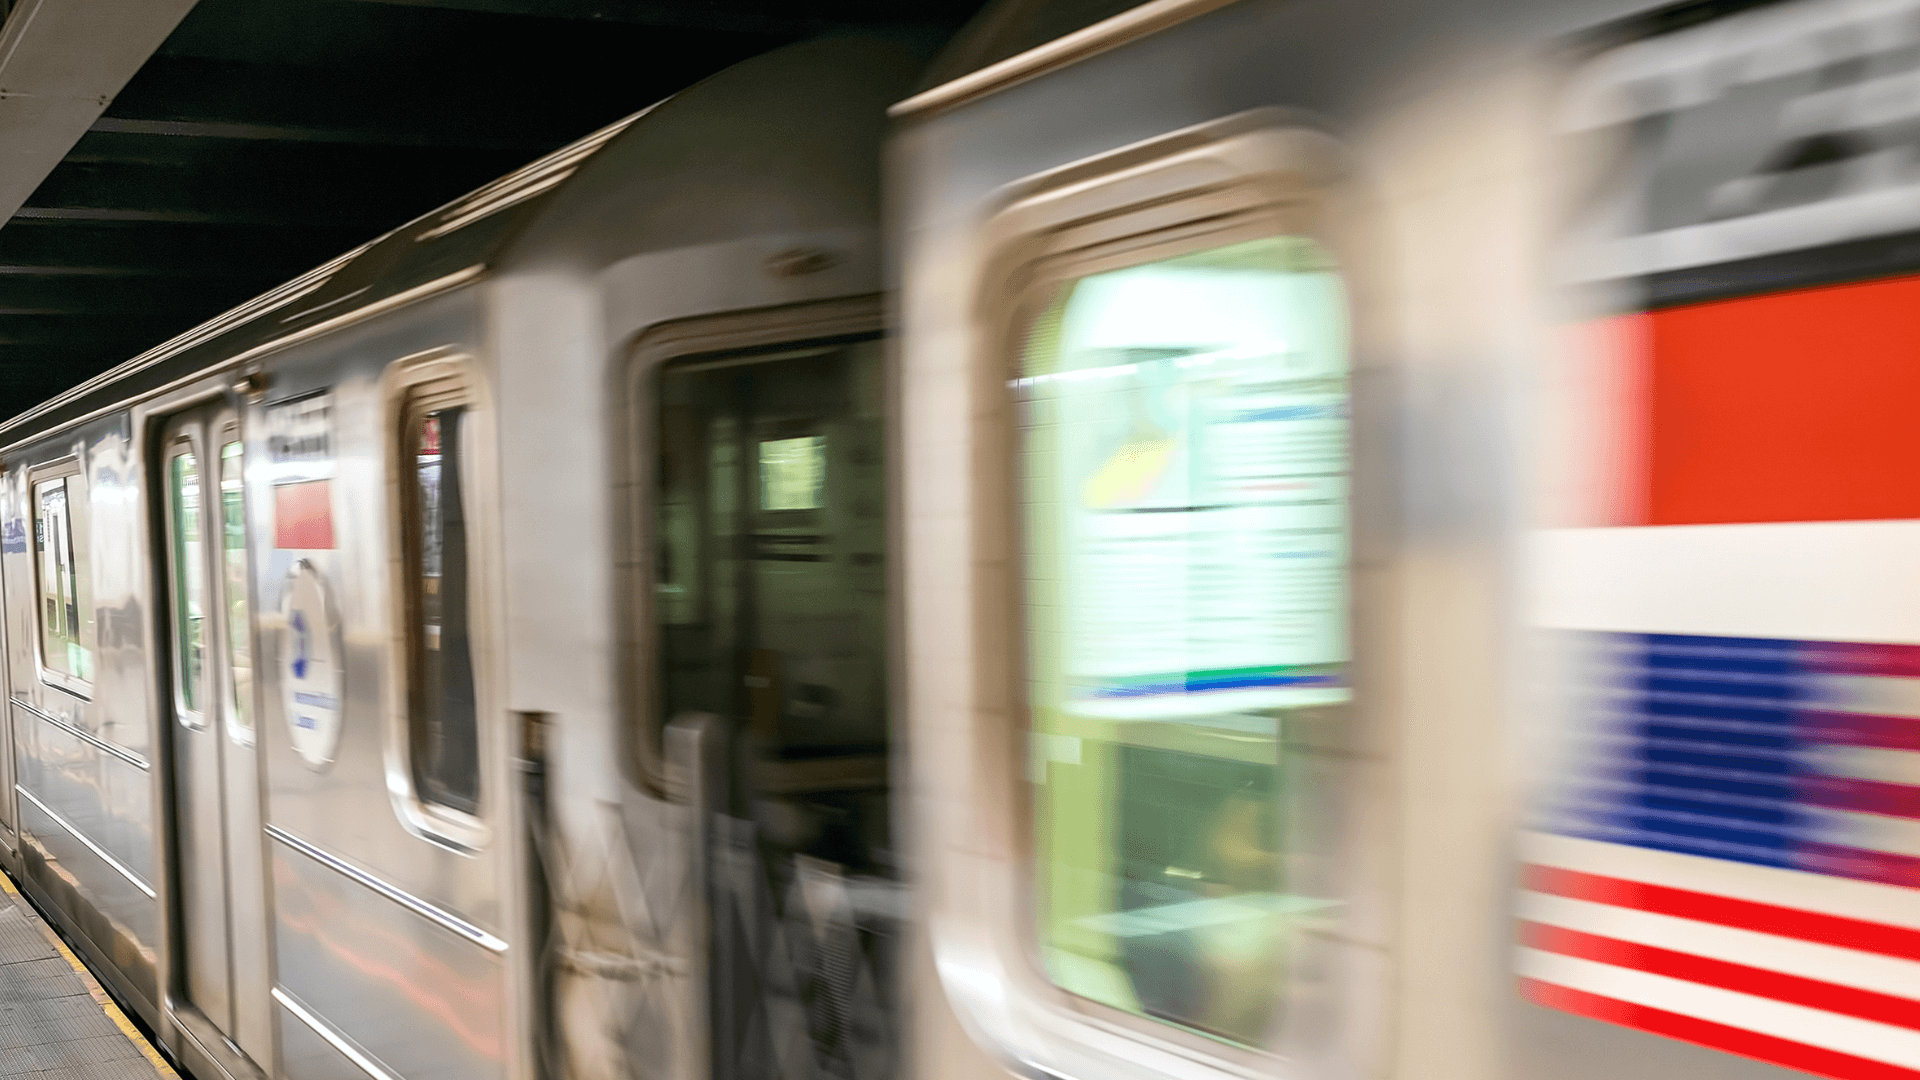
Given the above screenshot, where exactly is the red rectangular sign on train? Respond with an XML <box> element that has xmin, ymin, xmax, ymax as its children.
<box><xmin>273</xmin><ymin>479</ymin><xmax>335</xmax><ymax>550</ymax></box>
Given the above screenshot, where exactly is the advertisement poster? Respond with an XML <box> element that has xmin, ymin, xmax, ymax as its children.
<box><xmin>1023</xmin><ymin>243</ymin><xmax>1351</xmax><ymax>720</ymax></box>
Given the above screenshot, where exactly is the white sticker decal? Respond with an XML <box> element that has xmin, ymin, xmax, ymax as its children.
<box><xmin>281</xmin><ymin>560</ymin><xmax>344</xmax><ymax>769</ymax></box>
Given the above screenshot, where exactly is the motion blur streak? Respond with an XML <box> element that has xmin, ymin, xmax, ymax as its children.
<box><xmin>1534</xmin><ymin>2</ymin><xmax>1920</xmax><ymax>1072</ymax></box>
<box><xmin>6</xmin><ymin>3</ymin><xmax>1920</xmax><ymax>1080</ymax></box>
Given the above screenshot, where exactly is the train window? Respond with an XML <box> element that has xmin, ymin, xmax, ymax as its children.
<box><xmin>32</xmin><ymin>468</ymin><xmax>93</xmax><ymax>687</ymax></box>
<box><xmin>166</xmin><ymin>447</ymin><xmax>209</xmax><ymax>720</ymax></box>
<box><xmin>1015</xmin><ymin>235</ymin><xmax>1349</xmax><ymax>1047</ymax></box>
<box><xmin>759</xmin><ymin>435</ymin><xmax>826</xmax><ymax>511</ymax></box>
<box><xmin>648</xmin><ymin>328</ymin><xmax>897</xmax><ymax>1072</ymax></box>
<box><xmin>220</xmin><ymin>440</ymin><xmax>253</xmax><ymax>740</ymax></box>
<box><xmin>653</xmin><ymin>336</ymin><xmax>888</xmax><ymax>758</ymax></box>
<box><xmin>404</xmin><ymin>403</ymin><xmax>479</xmax><ymax>815</ymax></box>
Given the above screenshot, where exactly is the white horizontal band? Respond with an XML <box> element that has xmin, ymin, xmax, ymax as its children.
<box><xmin>1519</xmin><ymin>890</ymin><xmax>1920</xmax><ymax>999</ymax></box>
<box><xmin>1804</xmin><ymin>807</ymin><xmax>1920</xmax><ymax>859</ymax></box>
<box><xmin>1522</xmin><ymin>831</ymin><xmax>1920</xmax><ymax>931</ymax></box>
<box><xmin>1814</xmin><ymin>675</ymin><xmax>1920</xmax><ymax>719</ymax></box>
<box><xmin>1529</xmin><ymin>522</ymin><xmax>1920</xmax><ymax>643</ymax></box>
<box><xmin>1518</xmin><ymin>948</ymin><xmax>1920</xmax><ymax>1068</ymax></box>
<box><xmin>1808</xmin><ymin>745</ymin><xmax>1920</xmax><ymax>786</ymax></box>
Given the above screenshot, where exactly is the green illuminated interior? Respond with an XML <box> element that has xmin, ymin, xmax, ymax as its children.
<box><xmin>1017</xmin><ymin>236</ymin><xmax>1349</xmax><ymax>1047</ymax></box>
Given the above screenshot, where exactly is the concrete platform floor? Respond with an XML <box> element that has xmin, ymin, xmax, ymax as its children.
<box><xmin>0</xmin><ymin>874</ymin><xmax>171</xmax><ymax>1080</ymax></box>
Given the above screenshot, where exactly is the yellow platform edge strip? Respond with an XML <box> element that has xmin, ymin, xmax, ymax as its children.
<box><xmin>0</xmin><ymin>869</ymin><xmax>180</xmax><ymax>1079</ymax></box>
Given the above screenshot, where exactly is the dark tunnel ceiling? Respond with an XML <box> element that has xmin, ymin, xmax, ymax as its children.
<box><xmin>0</xmin><ymin>0</ymin><xmax>987</xmax><ymax>419</ymax></box>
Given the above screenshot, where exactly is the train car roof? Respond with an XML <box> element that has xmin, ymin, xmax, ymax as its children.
<box><xmin>0</xmin><ymin>31</ymin><xmax>925</xmax><ymax>451</ymax></box>
<box><xmin>911</xmin><ymin>0</ymin><xmax>1148</xmax><ymax>93</ymax></box>
<box><xmin>498</xmin><ymin>32</ymin><xmax>927</xmax><ymax>279</ymax></box>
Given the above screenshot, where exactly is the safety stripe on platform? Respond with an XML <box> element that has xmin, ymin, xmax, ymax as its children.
<box><xmin>0</xmin><ymin>869</ymin><xmax>175</xmax><ymax>1078</ymax></box>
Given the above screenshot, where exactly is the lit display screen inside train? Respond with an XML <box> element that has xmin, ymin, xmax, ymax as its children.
<box><xmin>1014</xmin><ymin>235</ymin><xmax>1349</xmax><ymax>1046</ymax></box>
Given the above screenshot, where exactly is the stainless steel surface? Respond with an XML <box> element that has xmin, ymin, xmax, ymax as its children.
<box><xmin>0</xmin><ymin>8</ymin><xmax>1882</xmax><ymax>1080</ymax></box>
<box><xmin>895</xmin><ymin>2</ymin><xmax>1428</xmax><ymax>1072</ymax></box>
<box><xmin>156</xmin><ymin>400</ymin><xmax>277</xmax><ymax>1069</ymax></box>
<box><xmin>276</xmin><ymin>987</ymin><xmax>402</xmax><ymax>1080</ymax></box>
<box><xmin>0</xmin><ymin>544</ymin><xmax>15</xmax><ymax>863</ymax></box>
<box><xmin>264</xmin><ymin>825</ymin><xmax>506</xmax><ymax>952</ymax></box>
<box><xmin>14</xmin><ymin>698</ymin><xmax>148</xmax><ymax>770</ymax></box>
<box><xmin>0</xmin><ymin>29</ymin><xmax>943</xmax><ymax>1080</ymax></box>
<box><xmin>15</xmin><ymin>785</ymin><xmax>154</xmax><ymax>901</ymax></box>
<box><xmin>224</xmin><ymin>691</ymin><xmax>274</xmax><ymax>1067</ymax></box>
<box><xmin>14</xmin><ymin>785</ymin><xmax>160</xmax><ymax>1013</ymax></box>
<box><xmin>221</xmin><ymin>294</ymin><xmax>515</xmax><ymax>1080</ymax></box>
<box><xmin>170</xmin><ymin>998</ymin><xmax>270</xmax><ymax>1080</ymax></box>
<box><xmin>663</xmin><ymin>715</ymin><xmax>718</xmax><ymax>1080</ymax></box>
<box><xmin>14</xmin><ymin>707</ymin><xmax>156</xmax><ymax>888</ymax></box>
<box><xmin>160</xmin><ymin>407</ymin><xmax>232</xmax><ymax>1046</ymax></box>
<box><xmin>271</xmin><ymin>837</ymin><xmax>507</xmax><ymax>1080</ymax></box>
<box><xmin>488</xmin><ymin>34</ymin><xmax>928</xmax><ymax>1080</ymax></box>
<box><xmin>0</xmin><ymin>409</ymin><xmax>166</xmax><ymax>1027</ymax></box>
<box><xmin>218</xmin><ymin>401</ymin><xmax>274</xmax><ymax>1069</ymax></box>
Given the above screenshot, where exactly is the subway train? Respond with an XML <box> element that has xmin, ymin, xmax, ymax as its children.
<box><xmin>0</xmin><ymin>1</ymin><xmax>1912</xmax><ymax>1080</ymax></box>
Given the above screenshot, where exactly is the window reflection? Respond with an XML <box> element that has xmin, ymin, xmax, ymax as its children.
<box><xmin>759</xmin><ymin>434</ymin><xmax>827</xmax><ymax>511</ymax></box>
<box><xmin>221</xmin><ymin>441</ymin><xmax>253</xmax><ymax>736</ymax></box>
<box><xmin>1018</xmin><ymin>236</ymin><xmax>1349</xmax><ymax>1046</ymax></box>
<box><xmin>654</xmin><ymin>336</ymin><xmax>897</xmax><ymax>1080</ymax></box>
<box><xmin>169</xmin><ymin>452</ymin><xmax>206</xmax><ymax>715</ymax></box>
<box><xmin>410</xmin><ymin>407</ymin><xmax>479</xmax><ymax>813</ymax></box>
<box><xmin>34</xmin><ymin>475</ymin><xmax>92</xmax><ymax>684</ymax></box>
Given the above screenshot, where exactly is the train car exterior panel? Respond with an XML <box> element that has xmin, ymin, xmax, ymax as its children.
<box><xmin>888</xmin><ymin>3</ymin><xmax>1833</xmax><ymax>1080</ymax></box>
<box><xmin>11</xmin><ymin>753</ymin><xmax>160</xmax><ymax>968</ymax></box>
<box><xmin>270</xmin><ymin>834</ymin><xmax>509</xmax><ymax>1080</ymax></box>
<box><xmin>276</xmin><ymin>986</ymin><xmax>412</xmax><ymax>1080</ymax></box>
<box><xmin>244</xmin><ymin>290</ymin><xmax>506</xmax><ymax>933</ymax></box>
<box><xmin>0</xmin><ymin>31</ymin><xmax>938</xmax><ymax>1080</ymax></box>
<box><xmin>12</xmin><ymin>707</ymin><xmax>154</xmax><ymax>890</ymax></box>
<box><xmin>2</xmin><ymin>405</ymin><xmax>164</xmax><ymax>1018</ymax></box>
<box><xmin>893</xmin><ymin>7</ymin><xmax>1437</xmax><ymax>1076</ymax></box>
<box><xmin>227</xmin><ymin>287</ymin><xmax>520</xmax><ymax>1080</ymax></box>
<box><xmin>480</xmin><ymin>36</ymin><xmax>928</xmax><ymax>1080</ymax></box>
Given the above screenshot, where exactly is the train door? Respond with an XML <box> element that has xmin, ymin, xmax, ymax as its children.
<box><xmin>0</xmin><ymin>518</ymin><xmax>16</xmax><ymax>866</ymax></box>
<box><xmin>157</xmin><ymin>402</ymin><xmax>274</xmax><ymax>1067</ymax></box>
<box><xmin>648</xmin><ymin>321</ymin><xmax>900</xmax><ymax>1080</ymax></box>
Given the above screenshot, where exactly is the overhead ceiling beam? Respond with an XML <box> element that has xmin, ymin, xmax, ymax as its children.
<box><xmin>0</xmin><ymin>221</ymin><xmax>361</xmax><ymax>279</ymax></box>
<box><xmin>342</xmin><ymin>0</ymin><xmax>840</xmax><ymax>35</ymax></box>
<box><xmin>99</xmin><ymin>55</ymin><xmax>658</xmax><ymax>151</ymax></box>
<box><xmin>0</xmin><ymin>315</ymin><xmax>186</xmax><ymax>346</ymax></box>
<box><xmin>87</xmin><ymin>115</ymin><xmax>553</xmax><ymax>152</ymax></box>
<box><xmin>0</xmin><ymin>351</ymin><xmax>134</xmax><ymax>390</ymax></box>
<box><xmin>0</xmin><ymin>0</ymin><xmax>202</xmax><ymax>223</ymax></box>
<box><xmin>16</xmin><ymin>143</ymin><xmax>510</xmax><ymax>227</ymax></box>
<box><xmin>0</xmin><ymin>274</ymin><xmax>283</xmax><ymax>312</ymax></box>
<box><xmin>342</xmin><ymin>0</ymin><xmax>976</xmax><ymax>33</ymax></box>
<box><xmin>11</xmin><ymin>205</ymin><xmax>309</xmax><ymax>224</ymax></box>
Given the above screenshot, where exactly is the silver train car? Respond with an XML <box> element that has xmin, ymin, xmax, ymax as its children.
<box><xmin>0</xmin><ymin>31</ymin><xmax>931</xmax><ymax>1080</ymax></box>
<box><xmin>1</xmin><ymin>2</ymin><xmax>1916</xmax><ymax>1080</ymax></box>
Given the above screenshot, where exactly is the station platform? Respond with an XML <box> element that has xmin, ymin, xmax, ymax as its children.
<box><xmin>0</xmin><ymin>874</ymin><xmax>172</xmax><ymax>1080</ymax></box>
